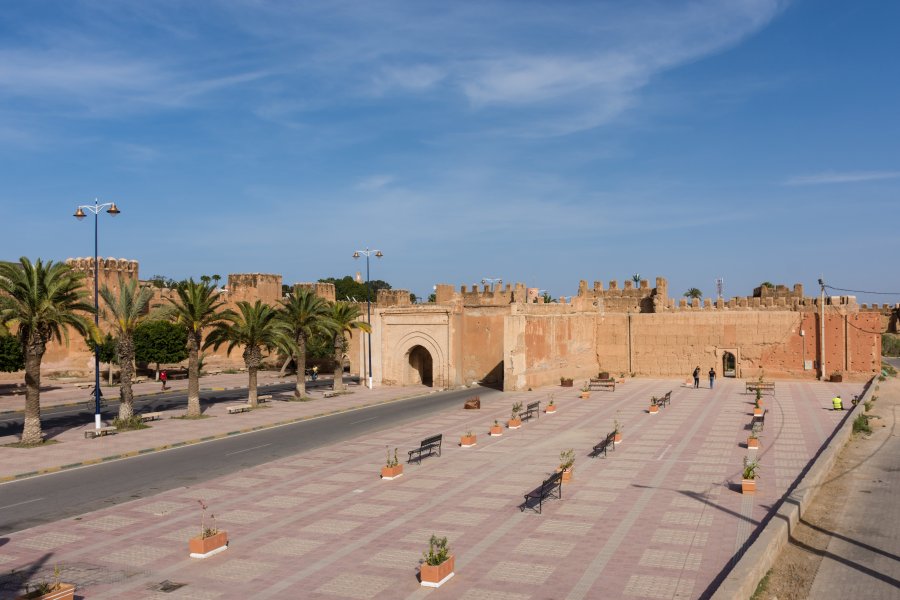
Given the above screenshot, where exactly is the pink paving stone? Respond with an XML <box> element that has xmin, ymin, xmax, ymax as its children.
<box><xmin>0</xmin><ymin>378</ymin><xmax>862</xmax><ymax>599</ymax></box>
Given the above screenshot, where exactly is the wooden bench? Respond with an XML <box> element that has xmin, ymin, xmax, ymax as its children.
<box><xmin>257</xmin><ymin>394</ymin><xmax>272</xmax><ymax>403</ymax></box>
<box><xmin>752</xmin><ymin>408</ymin><xmax>768</xmax><ymax>430</ymax></box>
<box><xmin>408</xmin><ymin>434</ymin><xmax>443</xmax><ymax>464</ymax></box>
<box><xmin>655</xmin><ymin>391</ymin><xmax>672</xmax><ymax>408</ymax></box>
<box><xmin>323</xmin><ymin>391</ymin><xmax>339</xmax><ymax>398</ymax></box>
<box><xmin>167</xmin><ymin>372</ymin><xmax>189</xmax><ymax>380</ymax></box>
<box><xmin>84</xmin><ymin>426</ymin><xmax>117</xmax><ymax>439</ymax></box>
<box><xmin>140</xmin><ymin>412</ymin><xmax>163</xmax><ymax>422</ymax></box>
<box><xmin>522</xmin><ymin>471</ymin><xmax>563</xmax><ymax>514</ymax></box>
<box><xmin>589</xmin><ymin>378</ymin><xmax>616</xmax><ymax>391</ymax></box>
<box><xmin>590</xmin><ymin>431</ymin><xmax>617</xmax><ymax>458</ymax></box>
<box><xmin>520</xmin><ymin>401</ymin><xmax>541</xmax><ymax>422</ymax></box>
<box><xmin>227</xmin><ymin>404</ymin><xmax>252</xmax><ymax>414</ymax></box>
<box><xmin>746</xmin><ymin>381</ymin><xmax>775</xmax><ymax>395</ymax></box>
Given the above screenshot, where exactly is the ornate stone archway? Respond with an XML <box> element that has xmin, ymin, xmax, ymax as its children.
<box><xmin>392</xmin><ymin>331</ymin><xmax>447</xmax><ymax>388</ymax></box>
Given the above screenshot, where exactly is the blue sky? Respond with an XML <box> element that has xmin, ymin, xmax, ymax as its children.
<box><xmin>1</xmin><ymin>0</ymin><xmax>898</xmax><ymax>304</ymax></box>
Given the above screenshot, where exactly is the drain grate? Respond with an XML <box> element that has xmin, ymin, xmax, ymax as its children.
<box><xmin>149</xmin><ymin>580</ymin><xmax>186</xmax><ymax>593</ymax></box>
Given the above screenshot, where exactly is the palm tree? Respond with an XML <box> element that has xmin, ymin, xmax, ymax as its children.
<box><xmin>632</xmin><ymin>273</ymin><xmax>641</xmax><ymax>286</ymax></box>
<box><xmin>99</xmin><ymin>277</ymin><xmax>154</xmax><ymax>420</ymax></box>
<box><xmin>279</xmin><ymin>288</ymin><xmax>331</xmax><ymax>399</ymax></box>
<box><xmin>205</xmin><ymin>300</ymin><xmax>287</xmax><ymax>407</ymax></box>
<box><xmin>167</xmin><ymin>279</ymin><xmax>229</xmax><ymax>417</ymax></box>
<box><xmin>327</xmin><ymin>302</ymin><xmax>371</xmax><ymax>392</ymax></box>
<box><xmin>0</xmin><ymin>258</ymin><xmax>95</xmax><ymax>444</ymax></box>
<box><xmin>683</xmin><ymin>288</ymin><xmax>703</xmax><ymax>300</ymax></box>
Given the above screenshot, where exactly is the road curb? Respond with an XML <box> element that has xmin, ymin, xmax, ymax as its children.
<box><xmin>0</xmin><ymin>388</ymin><xmax>440</xmax><ymax>484</ymax></box>
<box><xmin>710</xmin><ymin>379</ymin><xmax>876</xmax><ymax>599</ymax></box>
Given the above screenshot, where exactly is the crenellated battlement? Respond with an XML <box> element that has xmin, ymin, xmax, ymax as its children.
<box><xmin>575</xmin><ymin>276</ymin><xmax>668</xmax><ymax>312</ymax></box>
<box><xmin>294</xmin><ymin>282</ymin><xmax>336</xmax><ymax>303</ymax></box>
<box><xmin>661</xmin><ymin>293</ymin><xmax>860</xmax><ymax>313</ymax></box>
<box><xmin>432</xmin><ymin>282</ymin><xmax>531</xmax><ymax>306</ymax></box>
<box><xmin>377</xmin><ymin>289</ymin><xmax>412</xmax><ymax>306</ymax></box>
<box><xmin>226</xmin><ymin>273</ymin><xmax>282</xmax><ymax>305</ymax></box>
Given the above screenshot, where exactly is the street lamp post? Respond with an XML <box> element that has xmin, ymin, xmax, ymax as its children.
<box><xmin>481</xmin><ymin>277</ymin><xmax>502</xmax><ymax>290</ymax></box>
<box><xmin>353</xmin><ymin>248</ymin><xmax>383</xmax><ymax>389</ymax></box>
<box><xmin>74</xmin><ymin>199</ymin><xmax>121</xmax><ymax>429</ymax></box>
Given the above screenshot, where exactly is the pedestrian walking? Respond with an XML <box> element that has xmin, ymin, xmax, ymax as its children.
<box><xmin>160</xmin><ymin>370</ymin><xmax>168</xmax><ymax>391</ymax></box>
<box><xmin>692</xmin><ymin>366</ymin><xmax>700</xmax><ymax>389</ymax></box>
<box><xmin>708</xmin><ymin>367</ymin><xmax>716</xmax><ymax>389</ymax></box>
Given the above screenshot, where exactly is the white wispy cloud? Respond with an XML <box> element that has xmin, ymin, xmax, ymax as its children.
<box><xmin>355</xmin><ymin>175</ymin><xmax>395</xmax><ymax>191</ymax></box>
<box><xmin>785</xmin><ymin>171</ymin><xmax>900</xmax><ymax>185</ymax></box>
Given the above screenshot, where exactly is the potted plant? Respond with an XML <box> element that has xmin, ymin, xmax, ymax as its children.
<box><xmin>580</xmin><ymin>382</ymin><xmax>591</xmax><ymax>399</ymax></box>
<box><xmin>753</xmin><ymin>391</ymin><xmax>763</xmax><ymax>417</ymax></box>
<box><xmin>490</xmin><ymin>419</ymin><xmax>503</xmax><ymax>436</ymax></box>
<box><xmin>419</xmin><ymin>535</ymin><xmax>454</xmax><ymax>588</ymax></box>
<box><xmin>747</xmin><ymin>423</ymin><xmax>760</xmax><ymax>450</ymax></box>
<box><xmin>741</xmin><ymin>456</ymin><xmax>760</xmax><ymax>494</ymax></box>
<box><xmin>189</xmin><ymin>499</ymin><xmax>228</xmax><ymax>558</ymax></box>
<box><xmin>546</xmin><ymin>397</ymin><xmax>557</xmax><ymax>414</ymax></box>
<box><xmin>617</xmin><ymin>373</ymin><xmax>626</xmax><ymax>384</ymax></box>
<box><xmin>560</xmin><ymin>377</ymin><xmax>574</xmax><ymax>387</ymax></box>
<box><xmin>557</xmin><ymin>448</ymin><xmax>575</xmax><ymax>483</ymax></box>
<box><xmin>15</xmin><ymin>566</ymin><xmax>74</xmax><ymax>600</ymax></box>
<box><xmin>613</xmin><ymin>418</ymin><xmax>622</xmax><ymax>444</ymax></box>
<box><xmin>460</xmin><ymin>430</ymin><xmax>477</xmax><ymax>448</ymax></box>
<box><xmin>649</xmin><ymin>396</ymin><xmax>659</xmax><ymax>414</ymax></box>
<box><xmin>381</xmin><ymin>447</ymin><xmax>403</xmax><ymax>479</ymax></box>
<box><xmin>830</xmin><ymin>371</ymin><xmax>843</xmax><ymax>383</ymax></box>
<box><xmin>508</xmin><ymin>402</ymin><xmax>523</xmax><ymax>429</ymax></box>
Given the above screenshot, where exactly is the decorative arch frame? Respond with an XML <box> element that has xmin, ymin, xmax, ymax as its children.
<box><xmin>394</xmin><ymin>330</ymin><xmax>447</xmax><ymax>388</ymax></box>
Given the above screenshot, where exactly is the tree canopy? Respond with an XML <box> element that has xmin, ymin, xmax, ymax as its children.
<box><xmin>0</xmin><ymin>334</ymin><xmax>24</xmax><ymax>372</ymax></box>
<box><xmin>134</xmin><ymin>320</ymin><xmax>188</xmax><ymax>366</ymax></box>
<box><xmin>318</xmin><ymin>276</ymin><xmax>391</xmax><ymax>302</ymax></box>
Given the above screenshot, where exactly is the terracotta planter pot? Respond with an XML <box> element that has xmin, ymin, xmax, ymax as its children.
<box><xmin>16</xmin><ymin>583</ymin><xmax>75</xmax><ymax>600</ymax></box>
<box><xmin>381</xmin><ymin>464</ymin><xmax>404</xmax><ymax>480</ymax></box>
<box><xmin>189</xmin><ymin>531</ymin><xmax>228</xmax><ymax>558</ymax></box>
<box><xmin>747</xmin><ymin>437</ymin><xmax>759</xmax><ymax>450</ymax></box>
<box><xmin>649</xmin><ymin>405</ymin><xmax>659</xmax><ymax>414</ymax></box>
<box><xmin>617</xmin><ymin>378</ymin><xmax>625</xmax><ymax>384</ymax></box>
<box><xmin>557</xmin><ymin>467</ymin><xmax>573</xmax><ymax>483</ymax></box>
<box><xmin>546</xmin><ymin>405</ymin><xmax>556</xmax><ymax>414</ymax></box>
<box><xmin>489</xmin><ymin>425</ymin><xmax>503</xmax><ymax>436</ymax></box>
<box><xmin>420</xmin><ymin>555</ymin><xmax>455</xmax><ymax>588</ymax></box>
<box><xmin>753</xmin><ymin>407</ymin><xmax>762</xmax><ymax>417</ymax></box>
<box><xmin>508</xmin><ymin>418</ymin><xmax>522</xmax><ymax>429</ymax></box>
<box><xmin>580</xmin><ymin>391</ymin><xmax>590</xmax><ymax>399</ymax></box>
<box><xmin>614</xmin><ymin>432</ymin><xmax>622</xmax><ymax>444</ymax></box>
<box><xmin>741</xmin><ymin>479</ymin><xmax>756</xmax><ymax>494</ymax></box>
<box><xmin>460</xmin><ymin>435</ymin><xmax>477</xmax><ymax>447</ymax></box>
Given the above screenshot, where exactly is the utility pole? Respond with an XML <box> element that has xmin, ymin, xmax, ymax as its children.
<box><xmin>818</xmin><ymin>278</ymin><xmax>826</xmax><ymax>380</ymax></box>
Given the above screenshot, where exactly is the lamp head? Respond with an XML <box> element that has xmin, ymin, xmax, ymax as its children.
<box><xmin>73</xmin><ymin>207</ymin><xmax>86</xmax><ymax>220</ymax></box>
<box><xmin>106</xmin><ymin>203</ymin><xmax>121</xmax><ymax>216</ymax></box>
<box><xmin>375</xmin><ymin>251</ymin><xmax>383</xmax><ymax>258</ymax></box>
<box><xmin>353</xmin><ymin>251</ymin><xmax>360</xmax><ymax>259</ymax></box>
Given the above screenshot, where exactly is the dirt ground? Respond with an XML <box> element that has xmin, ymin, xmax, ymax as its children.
<box><xmin>754</xmin><ymin>386</ymin><xmax>889</xmax><ymax>599</ymax></box>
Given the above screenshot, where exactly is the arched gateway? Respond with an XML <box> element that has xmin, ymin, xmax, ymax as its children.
<box><xmin>407</xmin><ymin>345</ymin><xmax>434</xmax><ymax>386</ymax></box>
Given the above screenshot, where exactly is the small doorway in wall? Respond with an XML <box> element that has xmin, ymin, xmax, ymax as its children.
<box><xmin>723</xmin><ymin>351</ymin><xmax>737</xmax><ymax>378</ymax></box>
<box><xmin>407</xmin><ymin>345</ymin><xmax>433</xmax><ymax>387</ymax></box>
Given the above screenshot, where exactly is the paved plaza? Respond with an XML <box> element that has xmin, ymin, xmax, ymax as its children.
<box><xmin>0</xmin><ymin>378</ymin><xmax>861</xmax><ymax>599</ymax></box>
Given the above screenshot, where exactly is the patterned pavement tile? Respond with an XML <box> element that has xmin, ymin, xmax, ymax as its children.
<box><xmin>400</xmin><ymin>478</ymin><xmax>447</xmax><ymax>490</ymax></box>
<box><xmin>460</xmin><ymin>590</ymin><xmax>531</xmax><ymax>600</ymax></box>
<box><xmin>639</xmin><ymin>549</ymin><xmax>703</xmax><ymax>571</ymax></box>
<box><xmin>460</xmin><ymin>496</ymin><xmax>513</xmax><ymax>510</ymax></box>
<box><xmin>315</xmin><ymin>574</ymin><xmax>395</xmax><ymax>599</ymax></box>
<box><xmin>364</xmin><ymin>548</ymin><xmax>422</xmax><ymax>569</ymax></box>
<box><xmin>17</xmin><ymin>532</ymin><xmax>81</xmax><ymax>550</ymax></box>
<box><xmin>402</xmin><ymin>528</ymin><xmax>460</xmax><ymax>543</ymax></box>
<box><xmin>483</xmin><ymin>484</ymin><xmax>527</xmax><ymax>496</ymax></box>
<box><xmin>623</xmin><ymin>574</ymin><xmax>694</xmax><ymax>599</ymax></box>
<box><xmin>159</xmin><ymin>526</ymin><xmax>200</xmax><ymax>542</ymax></box>
<box><xmin>662</xmin><ymin>512</ymin><xmax>714</xmax><ymax>527</ymax></box>
<box><xmin>558</xmin><ymin>503</ymin><xmax>606</xmax><ymax>518</ymax></box>
<box><xmin>514</xmin><ymin>538</ymin><xmax>577</xmax><ymax>557</ymax></box>
<box><xmin>372</xmin><ymin>490</ymin><xmax>422</xmax><ymax>503</ymax></box>
<box><xmin>339</xmin><ymin>503</ymin><xmax>395</xmax><ymax>518</ymax></box>
<box><xmin>103</xmin><ymin>545</ymin><xmax>175</xmax><ymax>565</ymax></box>
<box><xmin>81</xmin><ymin>515</ymin><xmax>141</xmax><ymax>531</ymax></box>
<box><xmin>302</xmin><ymin>519</ymin><xmax>363</xmax><ymax>535</ymax></box>
<box><xmin>296</xmin><ymin>483</ymin><xmax>343</xmax><ymax>495</ymax></box>
<box><xmin>180</xmin><ymin>488</ymin><xmax>228</xmax><ymax>500</ymax></box>
<box><xmin>433</xmin><ymin>510</ymin><xmax>491</xmax><ymax>526</ymax></box>
<box><xmin>258</xmin><ymin>495</ymin><xmax>306</xmax><ymax>509</ymax></box>
<box><xmin>133</xmin><ymin>501</ymin><xmax>186</xmax><ymax>516</ymax></box>
<box><xmin>257</xmin><ymin>537</ymin><xmax>323</xmax><ymax>557</ymax></box>
<box><xmin>487</xmin><ymin>561</ymin><xmax>555</xmax><ymax>584</ymax></box>
<box><xmin>205</xmin><ymin>559</ymin><xmax>272</xmax><ymax>582</ymax></box>
<box><xmin>651</xmin><ymin>529</ymin><xmax>709</xmax><ymax>547</ymax></box>
<box><xmin>537</xmin><ymin>519</ymin><xmax>593</xmax><ymax>536</ymax></box>
<box><xmin>256</xmin><ymin>467</ymin><xmax>297</xmax><ymax>478</ymax></box>
<box><xmin>573</xmin><ymin>490</ymin><xmax>618</xmax><ymax>503</ymax></box>
<box><xmin>217</xmin><ymin>509</ymin><xmax>271</xmax><ymax>524</ymax></box>
<box><xmin>220</xmin><ymin>477</ymin><xmax>266</xmax><ymax>489</ymax></box>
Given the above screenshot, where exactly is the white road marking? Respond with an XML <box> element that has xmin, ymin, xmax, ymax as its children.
<box><xmin>225</xmin><ymin>443</ymin><xmax>272</xmax><ymax>456</ymax></box>
<box><xmin>656</xmin><ymin>445</ymin><xmax>671</xmax><ymax>461</ymax></box>
<box><xmin>0</xmin><ymin>497</ymin><xmax>44</xmax><ymax>511</ymax></box>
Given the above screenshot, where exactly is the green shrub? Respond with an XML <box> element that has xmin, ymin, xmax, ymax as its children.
<box><xmin>883</xmin><ymin>333</ymin><xmax>900</xmax><ymax>357</ymax></box>
<box><xmin>112</xmin><ymin>415</ymin><xmax>149</xmax><ymax>431</ymax></box>
<box><xmin>853</xmin><ymin>414</ymin><xmax>872</xmax><ymax>434</ymax></box>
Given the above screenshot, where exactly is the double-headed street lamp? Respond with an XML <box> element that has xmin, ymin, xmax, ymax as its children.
<box><xmin>74</xmin><ymin>199</ymin><xmax>121</xmax><ymax>430</ymax></box>
<box><xmin>481</xmin><ymin>277</ymin><xmax>502</xmax><ymax>289</ymax></box>
<box><xmin>353</xmin><ymin>248</ymin><xmax>383</xmax><ymax>389</ymax></box>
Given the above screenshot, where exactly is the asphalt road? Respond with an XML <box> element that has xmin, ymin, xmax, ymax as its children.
<box><xmin>0</xmin><ymin>385</ymin><xmax>499</xmax><ymax>535</ymax></box>
<box><xmin>0</xmin><ymin>378</ymin><xmax>339</xmax><ymax>436</ymax></box>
